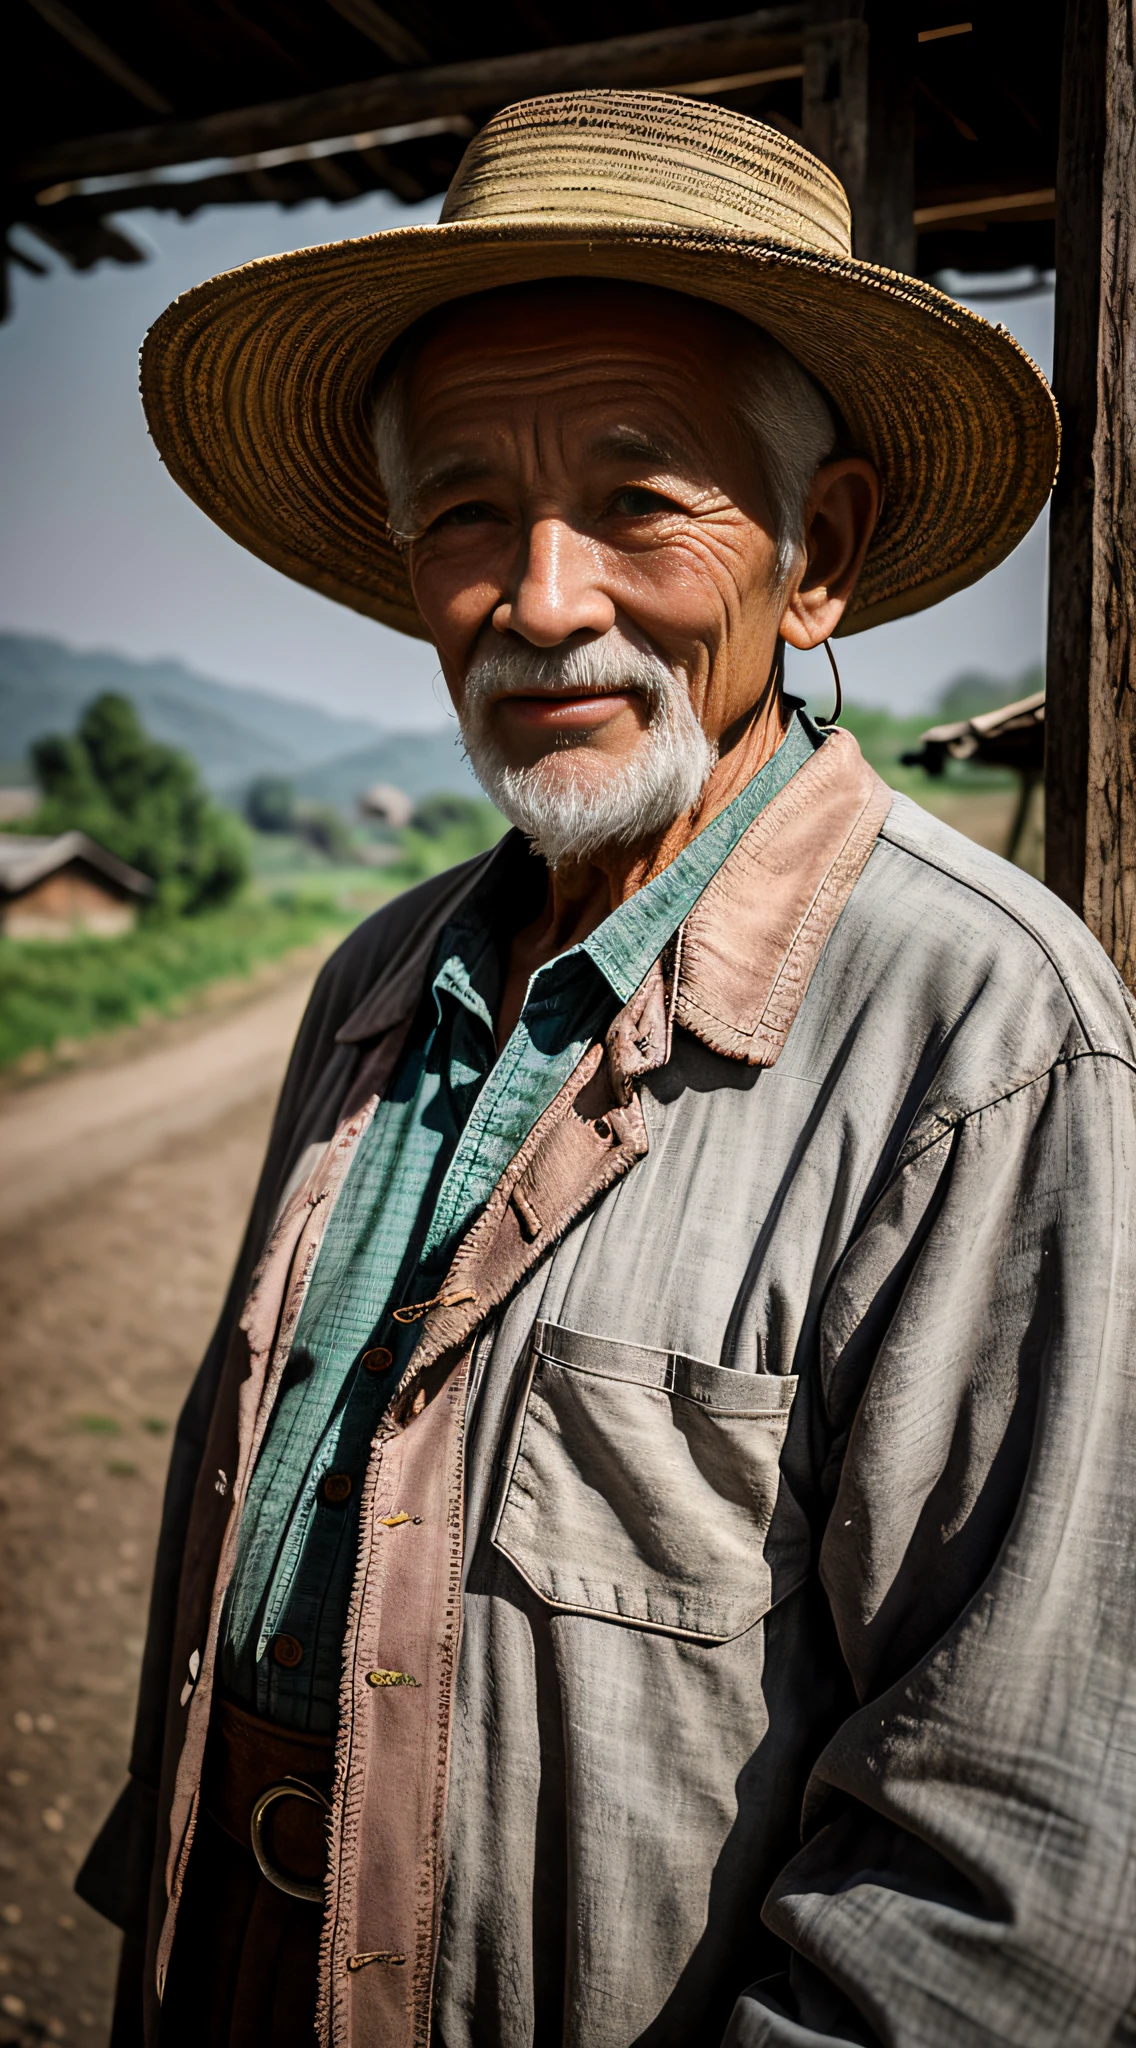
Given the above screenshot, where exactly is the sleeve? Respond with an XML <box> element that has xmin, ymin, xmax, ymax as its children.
<box><xmin>725</xmin><ymin>1050</ymin><xmax>1136</xmax><ymax>2048</ymax></box>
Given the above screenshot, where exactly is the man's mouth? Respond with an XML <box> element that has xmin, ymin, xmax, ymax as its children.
<box><xmin>491</xmin><ymin>688</ymin><xmax>641</xmax><ymax>731</ymax></box>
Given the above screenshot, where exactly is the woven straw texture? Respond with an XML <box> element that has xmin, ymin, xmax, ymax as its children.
<box><xmin>141</xmin><ymin>90</ymin><xmax>1059</xmax><ymax>641</ymax></box>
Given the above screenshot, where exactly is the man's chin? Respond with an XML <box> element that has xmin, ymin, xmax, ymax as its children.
<box><xmin>462</xmin><ymin>712</ymin><xmax>716</xmax><ymax>868</ymax></box>
<box><xmin>502</xmin><ymin>749</ymin><xmax>631</xmax><ymax>797</ymax></box>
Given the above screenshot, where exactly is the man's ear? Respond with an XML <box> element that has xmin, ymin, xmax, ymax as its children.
<box><xmin>780</xmin><ymin>459</ymin><xmax>879</xmax><ymax>651</ymax></box>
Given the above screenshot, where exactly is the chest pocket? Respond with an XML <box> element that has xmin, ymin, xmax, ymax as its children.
<box><xmin>491</xmin><ymin>1320</ymin><xmax>811</xmax><ymax>1642</ymax></box>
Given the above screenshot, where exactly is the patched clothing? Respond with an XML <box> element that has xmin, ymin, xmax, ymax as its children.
<box><xmin>81</xmin><ymin>731</ymin><xmax>1136</xmax><ymax>2048</ymax></box>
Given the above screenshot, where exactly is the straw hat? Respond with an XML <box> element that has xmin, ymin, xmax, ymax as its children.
<box><xmin>141</xmin><ymin>90</ymin><xmax>1058</xmax><ymax>640</ymax></box>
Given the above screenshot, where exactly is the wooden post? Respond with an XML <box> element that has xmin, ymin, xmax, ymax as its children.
<box><xmin>802</xmin><ymin>8</ymin><xmax>869</xmax><ymax>230</ymax></box>
<box><xmin>1046</xmin><ymin>0</ymin><xmax>1136</xmax><ymax>984</ymax></box>
<box><xmin>802</xmin><ymin>2</ymin><xmax>914</xmax><ymax>270</ymax></box>
<box><xmin>860</xmin><ymin>0</ymin><xmax>915</xmax><ymax>273</ymax></box>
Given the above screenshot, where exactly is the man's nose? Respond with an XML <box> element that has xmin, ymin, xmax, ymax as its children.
<box><xmin>492</xmin><ymin>516</ymin><xmax>616</xmax><ymax>646</ymax></box>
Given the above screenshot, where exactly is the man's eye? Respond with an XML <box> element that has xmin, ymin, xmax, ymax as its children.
<box><xmin>608</xmin><ymin>487</ymin><xmax>677</xmax><ymax>517</ymax></box>
<box><xmin>432</xmin><ymin>501</ymin><xmax>497</xmax><ymax>530</ymax></box>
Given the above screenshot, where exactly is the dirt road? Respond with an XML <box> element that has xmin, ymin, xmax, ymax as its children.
<box><xmin>0</xmin><ymin>967</ymin><xmax>322</xmax><ymax>2044</ymax></box>
<box><xmin>0</xmin><ymin>970</ymin><xmax>316</xmax><ymax>1234</ymax></box>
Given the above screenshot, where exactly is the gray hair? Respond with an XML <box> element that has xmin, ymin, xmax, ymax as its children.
<box><xmin>372</xmin><ymin>311</ymin><xmax>835</xmax><ymax>587</ymax></box>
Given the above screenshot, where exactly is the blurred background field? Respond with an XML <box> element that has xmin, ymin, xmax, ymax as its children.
<box><xmin>0</xmin><ymin>636</ymin><xmax>1038</xmax><ymax>1080</ymax></box>
<box><xmin>0</xmin><ymin>632</ymin><xmax>509</xmax><ymax>1076</ymax></box>
<box><xmin>0</xmin><ymin>186</ymin><xmax>1054</xmax><ymax>1092</ymax></box>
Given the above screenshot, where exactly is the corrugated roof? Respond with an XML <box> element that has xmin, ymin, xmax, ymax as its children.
<box><xmin>0</xmin><ymin>831</ymin><xmax>154</xmax><ymax>898</ymax></box>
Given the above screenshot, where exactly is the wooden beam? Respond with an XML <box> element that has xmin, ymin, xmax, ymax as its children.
<box><xmin>1080</xmin><ymin>0</ymin><xmax>1136</xmax><ymax>976</ymax></box>
<box><xmin>1044</xmin><ymin>0</ymin><xmax>1103</xmax><ymax>917</ymax></box>
<box><xmin>1044</xmin><ymin>0</ymin><xmax>1136</xmax><ymax>987</ymax></box>
<box><xmin>24</xmin><ymin>0</ymin><xmax>172</xmax><ymax>115</ymax></box>
<box><xmin>15</xmin><ymin>7</ymin><xmax>804</xmax><ymax>187</ymax></box>
<box><xmin>802</xmin><ymin>12</ymin><xmax>869</xmax><ymax>235</ymax></box>
<box><xmin>861</xmin><ymin>0</ymin><xmax>914</xmax><ymax>272</ymax></box>
<box><xmin>323</xmin><ymin>0</ymin><xmax>431</xmax><ymax>68</ymax></box>
<box><xmin>913</xmin><ymin>187</ymin><xmax>1055</xmax><ymax>227</ymax></box>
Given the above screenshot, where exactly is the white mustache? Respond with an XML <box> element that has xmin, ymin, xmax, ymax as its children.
<box><xmin>463</xmin><ymin>632</ymin><xmax>679</xmax><ymax>714</ymax></box>
<box><xmin>456</xmin><ymin>629</ymin><xmax>717</xmax><ymax>868</ymax></box>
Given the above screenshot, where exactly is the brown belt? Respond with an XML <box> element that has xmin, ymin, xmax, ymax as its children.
<box><xmin>203</xmin><ymin>1697</ymin><xmax>334</xmax><ymax>1903</ymax></box>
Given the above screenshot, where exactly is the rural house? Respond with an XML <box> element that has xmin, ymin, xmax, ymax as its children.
<box><xmin>0</xmin><ymin>831</ymin><xmax>152</xmax><ymax>938</ymax></box>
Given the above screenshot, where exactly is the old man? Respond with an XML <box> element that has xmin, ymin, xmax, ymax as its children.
<box><xmin>82</xmin><ymin>90</ymin><xmax>1136</xmax><ymax>2048</ymax></box>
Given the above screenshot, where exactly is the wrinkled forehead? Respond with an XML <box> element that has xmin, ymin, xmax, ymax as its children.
<box><xmin>412</xmin><ymin>278</ymin><xmax>749</xmax><ymax>360</ymax></box>
<box><xmin>391</xmin><ymin>279</ymin><xmax>756</xmax><ymax>451</ymax></box>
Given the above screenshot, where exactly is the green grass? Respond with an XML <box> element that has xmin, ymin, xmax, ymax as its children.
<box><xmin>248</xmin><ymin>803</ymin><xmax>508</xmax><ymax>896</ymax></box>
<box><xmin>0</xmin><ymin>801</ymin><xmax>510</xmax><ymax>1073</ymax></box>
<box><xmin>0</xmin><ymin>891</ymin><xmax>356</xmax><ymax>1072</ymax></box>
<box><xmin>1</xmin><ymin>745</ymin><xmax>1021</xmax><ymax>1076</ymax></box>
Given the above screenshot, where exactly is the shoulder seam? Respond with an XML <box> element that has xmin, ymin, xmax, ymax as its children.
<box><xmin>898</xmin><ymin>1047</ymin><xmax>1136</xmax><ymax>1172</ymax></box>
<box><xmin>876</xmin><ymin>817</ymin><xmax>1107</xmax><ymax>1048</ymax></box>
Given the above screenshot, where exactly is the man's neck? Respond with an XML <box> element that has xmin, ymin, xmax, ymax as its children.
<box><xmin>495</xmin><ymin>687</ymin><xmax>790</xmax><ymax>1045</ymax></box>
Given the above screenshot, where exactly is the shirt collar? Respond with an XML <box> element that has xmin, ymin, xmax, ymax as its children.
<box><xmin>433</xmin><ymin>711</ymin><xmax>822</xmax><ymax>1026</ymax></box>
<box><xmin>336</xmin><ymin>719</ymin><xmax>890</xmax><ymax>1073</ymax></box>
<box><xmin>582</xmin><ymin>710</ymin><xmax>819</xmax><ymax>1005</ymax></box>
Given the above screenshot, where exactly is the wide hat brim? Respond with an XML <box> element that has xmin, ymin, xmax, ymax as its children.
<box><xmin>141</xmin><ymin>147</ymin><xmax>1058</xmax><ymax>642</ymax></box>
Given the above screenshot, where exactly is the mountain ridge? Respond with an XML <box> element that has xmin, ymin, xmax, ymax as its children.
<box><xmin>0</xmin><ymin>631</ymin><xmax>474</xmax><ymax>800</ymax></box>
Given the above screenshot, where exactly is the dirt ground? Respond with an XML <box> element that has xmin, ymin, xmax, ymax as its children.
<box><xmin>0</xmin><ymin>1054</ymin><xmax>284</xmax><ymax>2041</ymax></box>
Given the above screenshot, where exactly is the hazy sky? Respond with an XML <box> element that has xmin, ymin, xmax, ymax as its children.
<box><xmin>2</xmin><ymin>192</ymin><xmax>1054</xmax><ymax>727</ymax></box>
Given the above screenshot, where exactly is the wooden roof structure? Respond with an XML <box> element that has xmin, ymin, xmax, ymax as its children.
<box><xmin>8</xmin><ymin>3</ymin><xmax>1061</xmax><ymax>297</ymax></box>
<box><xmin>6</xmin><ymin>0</ymin><xmax>1135</xmax><ymax>997</ymax></box>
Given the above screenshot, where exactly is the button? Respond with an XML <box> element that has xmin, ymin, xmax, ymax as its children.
<box><xmin>322</xmin><ymin>1472</ymin><xmax>352</xmax><ymax>1505</ymax></box>
<box><xmin>361</xmin><ymin>1345</ymin><xmax>393</xmax><ymax>1373</ymax></box>
<box><xmin>272</xmin><ymin>1634</ymin><xmax>304</xmax><ymax>1669</ymax></box>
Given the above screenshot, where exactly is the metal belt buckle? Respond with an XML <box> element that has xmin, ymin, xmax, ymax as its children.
<box><xmin>249</xmin><ymin>1775</ymin><xmax>331</xmax><ymax>1903</ymax></box>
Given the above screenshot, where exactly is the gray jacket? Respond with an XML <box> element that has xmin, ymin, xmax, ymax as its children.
<box><xmin>82</xmin><ymin>732</ymin><xmax>1136</xmax><ymax>2047</ymax></box>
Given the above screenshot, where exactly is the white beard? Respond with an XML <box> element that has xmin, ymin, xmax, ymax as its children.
<box><xmin>459</xmin><ymin>630</ymin><xmax>717</xmax><ymax>869</ymax></box>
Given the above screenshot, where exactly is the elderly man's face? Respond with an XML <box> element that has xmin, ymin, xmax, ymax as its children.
<box><xmin>399</xmin><ymin>282</ymin><xmax>874</xmax><ymax>863</ymax></box>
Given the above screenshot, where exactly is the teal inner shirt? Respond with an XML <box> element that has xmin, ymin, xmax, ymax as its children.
<box><xmin>219</xmin><ymin>712</ymin><xmax>819</xmax><ymax>1730</ymax></box>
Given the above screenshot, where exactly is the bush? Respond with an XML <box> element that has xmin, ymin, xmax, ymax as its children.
<box><xmin>297</xmin><ymin>803</ymin><xmax>355</xmax><ymax>863</ymax></box>
<box><xmin>245</xmin><ymin>776</ymin><xmax>297</xmax><ymax>833</ymax></box>
<box><xmin>410</xmin><ymin>793</ymin><xmax>487</xmax><ymax>838</ymax></box>
<box><xmin>29</xmin><ymin>692</ymin><xmax>249</xmax><ymax>914</ymax></box>
<box><xmin>384</xmin><ymin>797</ymin><xmax>508</xmax><ymax>886</ymax></box>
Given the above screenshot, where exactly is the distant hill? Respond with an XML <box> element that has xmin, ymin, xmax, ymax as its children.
<box><xmin>0</xmin><ymin>632</ymin><xmax>387</xmax><ymax>795</ymax></box>
<box><xmin>295</xmin><ymin>729</ymin><xmax>480</xmax><ymax>809</ymax></box>
<box><xmin>1</xmin><ymin>631</ymin><xmax>1043</xmax><ymax>819</ymax></box>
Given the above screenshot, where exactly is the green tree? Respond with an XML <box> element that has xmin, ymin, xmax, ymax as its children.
<box><xmin>30</xmin><ymin>693</ymin><xmax>248</xmax><ymax>914</ymax></box>
<box><xmin>245</xmin><ymin>776</ymin><xmax>296</xmax><ymax>834</ymax></box>
<box><xmin>297</xmin><ymin>803</ymin><xmax>355</xmax><ymax>863</ymax></box>
<box><xmin>410</xmin><ymin>793</ymin><xmax>486</xmax><ymax>838</ymax></box>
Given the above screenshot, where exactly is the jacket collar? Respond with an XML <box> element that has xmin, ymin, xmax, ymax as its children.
<box><xmin>334</xmin><ymin>729</ymin><xmax>891</xmax><ymax>1073</ymax></box>
<box><xmin>673</xmin><ymin>727</ymin><xmax>893</xmax><ymax>1065</ymax></box>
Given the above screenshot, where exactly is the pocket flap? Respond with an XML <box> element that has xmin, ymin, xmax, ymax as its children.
<box><xmin>492</xmin><ymin>1322</ymin><xmax>811</xmax><ymax>1641</ymax></box>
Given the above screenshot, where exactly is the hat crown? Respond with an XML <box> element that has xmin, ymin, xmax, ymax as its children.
<box><xmin>440</xmin><ymin>90</ymin><xmax>852</xmax><ymax>259</ymax></box>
